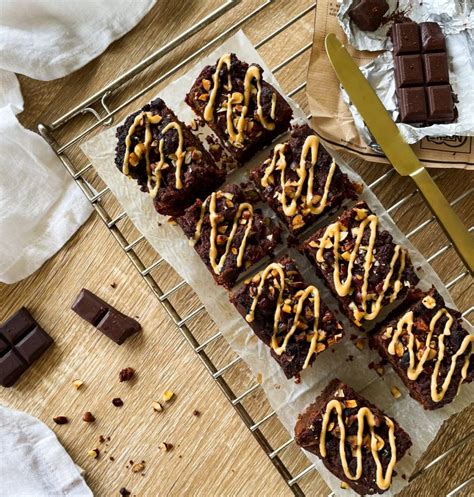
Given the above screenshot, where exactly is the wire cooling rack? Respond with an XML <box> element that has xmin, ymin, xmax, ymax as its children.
<box><xmin>38</xmin><ymin>1</ymin><xmax>473</xmax><ymax>495</ymax></box>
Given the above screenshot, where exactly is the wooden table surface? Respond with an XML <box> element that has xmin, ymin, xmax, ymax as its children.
<box><xmin>1</xmin><ymin>1</ymin><xmax>473</xmax><ymax>496</ymax></box>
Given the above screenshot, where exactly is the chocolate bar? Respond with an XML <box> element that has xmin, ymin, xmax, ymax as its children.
<box><xmin>0</xmin><ymin>308</ymin><xmax>53</xmax><ymax>387</ymax></box>
<box><xmin>392</xmin><ymin>22</ymin><xmax>456</xmax><ymax>124</ymax></box>
<box><xmin>349</xmin><ymin>0</ymin><xmax>389</xmax><ymax>32</ymax></box>
<box><xmin>71</xmin><ymin>289</ymin><xmax>141</xmax><ymax>345</ymax></box>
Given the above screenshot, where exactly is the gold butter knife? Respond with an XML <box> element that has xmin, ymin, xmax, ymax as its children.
<box><xmin>324</xmin><ymin>33</ymin><xmax>473</xmax><ymax>274</ymax></box>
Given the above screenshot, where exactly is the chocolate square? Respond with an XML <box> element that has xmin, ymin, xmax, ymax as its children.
<box><xmin>16</xmin><ymin>328</ymin><xmax>53</xmax><ymax>364</ymax></box>
<box><xmin>0</xmin><ymin>308</ymin><xmax>53</xmax><ymax>388</ymax></box>
<box><xmin>426</xmin><ymin>86</ymin><xmax>455</xmax><ymax>123</ymax></box>
<box><xmin>395</xmin><ymin>55</ymin><xmax>424</xmax><ymax>87</ymax></box>
<box><xmin>423</xmin><ymin>53</ymin><xmax>449</xmax><ymax>84</ymax></box>
<box><xmin>1</xmin><ymin>307</ymin><xmax>36</xmax><ymax>344</ymax></box>
<box><xmin>398</xmin><ymin>87</ymin><xmax>427</xmax><ymax>123</ymax></box>
<box><xmin>97</xmin><ymin>311</ymin><xmax>141</xmax><ymax>345</ymax></box>
<box><xmin>392</xmin><ymin>22</ymin><xmax>420</xmax><ymax>55</ymax></box>
<box><xmin>71</xmin><ymin>289</ymin><xmax>108</xmax><ymax>325</ymax></box>
<box><xmin>420</xmin><ymin>22</ymin><xmax>446</xmax><ymax>52</ymax></box>
<box><xmin>71</xmin><ymin>289</ymin><xmax>141</xmax><ymax>345</ymax></box>
<box><xmin>0</xmin><ymin>337</ymin><xmax>9</xmax><ymax>356</ymax></box>
<box><xmin>349</xmin><ymin>0</ymin><xmax>389</xmax><ymax>32</ymax></box>
<box><xmin>0</xmin><ymin>351</ymin><xmax>27</xmax><ymax>388</ymax></box>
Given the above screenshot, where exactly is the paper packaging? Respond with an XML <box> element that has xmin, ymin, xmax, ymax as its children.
<box><xmin>81</xmin><ymin>31</ymin><xmax>473</xmax><ymax>497</ymax></box>
<box><xmin>307</xmin><ymin>0</ymin><xmax>474</xmax><ymax>170</ymax></box>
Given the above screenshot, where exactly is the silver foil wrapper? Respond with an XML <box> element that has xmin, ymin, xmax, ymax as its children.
<box><xmin>338</xmin><ymin>0</ymin><xmax>474</xmax><ymax>149</ymax></box>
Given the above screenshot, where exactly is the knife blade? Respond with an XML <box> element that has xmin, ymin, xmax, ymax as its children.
<box><xmin>324</xmin><ymin>33</ymin><xmax>473</xmax><ymax>274</ymax></box>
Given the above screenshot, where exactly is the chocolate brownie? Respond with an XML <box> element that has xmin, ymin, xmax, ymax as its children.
<box><xmin>295</xmin><ymin>378</ymin><xmax>412</xmax><ymax>495</ymax></box>
<box><xmin>251</xmin><ymin>124</ymin><xmax>360</xmax><ymax>235</ymax></box>
<box><xmin>300</xmin><ymin>201</ymin><xmax>419</xmax><ymax>327</ymax></box>
<box><xmin>230</xmin><ymin>256</ymin><xmax>343</xmax><ymax>378</ymax></box>
<box><xmin>115</xmin><ymin>98</ymin><xmax>225</xmax><ymax>217</ymax></box>
<box><xmin>370</xmin><ymin>287</ymin><xmax>474</xmax><ymax>410</ymax></box>
<box><xmin>185</xmin><ymin>53</ymin><xmax>293</xmax><ymax>164</ymax></box>
<box><xmin>176</xmin><ymin>184</ymin><xmax>281</xmax><ymax>289</ymax></box>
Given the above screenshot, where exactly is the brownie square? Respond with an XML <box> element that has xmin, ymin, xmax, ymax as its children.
<box><xmin>251</xmin><ymin>124</ymin><xmax>360</xmax><ymax>235</ymax></box>
<box><xmin>185</xmin><ymin>53</ymin><xmax>293</xmax><ymax>164</ymax></box>
<box><xmin>230</xmin><ymin>256</ymin><xmax>343</xmax><ymax>378</ymax></box>
<box><xmin>426</xmin><ymin>85</ymin><xmax>455</xmax><ymax>123</ymax></box>
<box><xmin>394</xmin><ymin>55</ymin><xmax>424</xmax><ymax>87</ymax></box>
<box><xmin>115</xmin><ymin>98</ymin><xmax>225</xmax><ymax>217</ymax></box>
<box><xmin>370</xmin><ymin>287</ymin><xmax>474</xmax><ymax>410</ymax></box>
<box><xmin>397</xmin><ymin>87</ymin><xmax>427</xmax><ymax>123</ymax></box>
<box><xmin>420</xmin><ymin>22</ymin><xmax>446</xmax><ymax>52</ymax></box>
<box><xmin>176</xmin><ymin>184</ymin><xmax>281</xmax><ymax>289</ymax></box>
<box><xmin>300</xmin><ymin>201</ymin><xmax>419</xmax><ymax>327</ymax></box>
<box><xmin>295</xmin><ymin>378</ymin><xmax>412</xmax><ymax>495</ymax></box>
<box><xmin>423</xmin><ymin>53</ymin><xmax>449</xmax><ymax>84</ymax></box>
<box><xmin>392</xmin><ymin>22</ymin><xmax>420</xmax><ymax>55</ymax></box>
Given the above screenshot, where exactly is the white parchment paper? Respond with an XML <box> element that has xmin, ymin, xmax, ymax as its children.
<box><xmin>337</xmin><ymin>0</ymin><xmax>474</xmax><ymax>147</ymax></box>
<box><xmin>81</xmin><ymin>31</ymin><xmax>473</xmax><ymax>497</ymax></box>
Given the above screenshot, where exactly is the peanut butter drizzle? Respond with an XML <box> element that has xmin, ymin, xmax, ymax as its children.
<box><xmin>261</xmin><ymin>136</ymin><xmax>337</xmax><ymax>217</ymax></box>
<box><xmin>192</xmin><ymin>192</ymin><xmax>254</xmax><ymax>275</ymax></box>
<box><xmin>203</xmin><ymin>54</ymin><xmax>275</xmax><ymax>146</ymax></box>
<box><xmin>315</xmin><ymin>214</ymin><xmax>405</xmax><ymax>324</ymax></box>
<box><xmin>245</xmin><ymin>263</ymin><xmax>323</xmax><ymax>368</ymax></box>
<box><xmin>388</xmin><ymin>308</ymin><xmax>474</xmax><ymax>402</ymax></box>
<box><xmin>122</xmin><ymin>112</ymin><xmax>185</xmax><ymax>198</ymax></box>
<box><xmin>320</xmin><ymin>400</ymin><xmax>397</xmax><ymax>490</ymax></box>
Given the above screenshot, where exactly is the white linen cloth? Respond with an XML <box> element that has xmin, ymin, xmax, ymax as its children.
<box><xmin>0</xmin><ymin>405</ymin><xmax>93</xmax><ymax>496</ymax></box>
<box><xmin>0</xmin><ymin>0</ymin><xmax>155</xmax><ymax>283</ymax></box>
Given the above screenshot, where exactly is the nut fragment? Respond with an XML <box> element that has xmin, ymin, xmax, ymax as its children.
<box><xmin>340</xmin><ymin>482</ymin><xmax>349</xmax><ymax>489</ymax></box>
<box><xmin>394</xmin><ymin>341</ymin><xmax>404</xmax><ymax>358</ymax></box>
<box><xmin>374</xmin><ymin>434</ymin><xmax>385</xmax><ymax>451</ymax></box>
<box><xmin>202</xmin><ymin>79</ymin><xmax>211</xmax><ymax>91</ymax></box>
<box><xmin>162</xmin><ymin>390</ymin><xmax>174</xmax><ymax>402</ymax></box>
<box><xmin>132</xmin><ymin>462</ymin><xmax>145</xmax><ymax>473</ymax></box>
<box><xmin>390</xmin><ymin>386</ymin><xmax>402</xmax><ymax>399</ymax></box>
<box><xmin>383</xmin><ymin>327</ymin><xmax>393</xmax><ymax>339</ymax></box>
<box><xmin>316</xmin><ymin>342</ymin><xmax>326</xmax><ymax>353</ymax></box>
<box><xmin>87</xmin><ymin>448</ymin><xmax>99</xmax><ymax>459</ymax></box>
<box><xmin>354</xmin><ymin>339</ymin><xmax>365</xmax><ymax>351</ymax></box>
<box><xmin>112</xmin><ymin>398</ymin><xmax>124</xmax><ymax>407</ymax></box>
<box><xmin>73</xmin><ymin>379</ymin><xmax>84</xmax><ymax>390</ymax></box>
<box><xmin>422</xmin><ymin>295</ymin><xmax>436</xmax><ymax>309</ymax></box>
<box><xmin>53</xmin><ymin>416</ymin><xmax>68</xmax><ymax>425</ymax></box>
<box><xmin>119</xmin><ymin>367</ymin><xmax>135</xmax><ymax>382</ymax></box>
<box><xmin>83</xmin><ymin>412</ymin><xmax>96</xmax><ymax>423</ymax></box>
<box><xmin>335</xmin><ymin>388</ymin><xmax>345</xmax><ymax>398</ymax></box>
<box><xmin>345</xmin><ymin>399</ymin><xmax>358</xmax><ymax>408</ymax></box>
<box><xmin>128</xmin><ymin>152</ymin><xmax>139</xmax><ymax>167</ymax></box>
<box><xmin>159</xmin><ymin>442</ymin><xmax>173</xmax><ymax>452</ymax></box>
<box><xmin>152</xmin><ymin>401</ymin><xmax>163</xmax><ymax>412</ymax></box>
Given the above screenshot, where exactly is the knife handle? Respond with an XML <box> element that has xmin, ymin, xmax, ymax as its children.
<box><xmin>410</xmin><ymin>168</ymin><xmax>474</xmax><ymax>275</ymax></box>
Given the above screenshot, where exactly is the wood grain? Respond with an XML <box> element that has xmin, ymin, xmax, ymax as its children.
<box><xmin>1</xmin><ymin>1</ymin><xmax>472</xmax><ymax>496</ymax></box>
